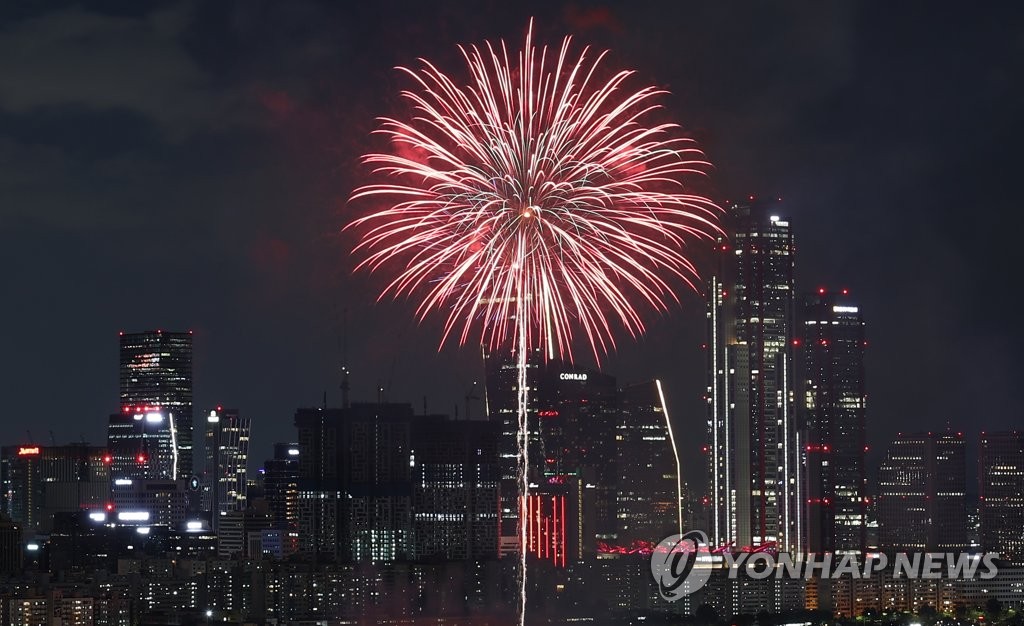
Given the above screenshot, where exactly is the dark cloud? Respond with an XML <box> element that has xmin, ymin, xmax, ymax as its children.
<box><xmin>2</xmin><ymin>1</ymin><xmax>1021</xmax><ymax>492</ymax></box>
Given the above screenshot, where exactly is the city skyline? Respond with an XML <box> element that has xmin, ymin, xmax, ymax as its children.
<box><xmin>2</xmin><ymin>2</ymin><xmax>1023</xmax><ymax>623</ymax></box>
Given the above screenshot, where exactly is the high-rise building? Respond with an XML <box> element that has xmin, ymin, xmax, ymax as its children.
<box><xmin>294</xmin><ymin>403</ymin><xmax>415</xmax><ymax>563</ymax></box>
<box><xmin>979</xmin><ymin>431</ymin><xmax>1024</xmax><ymax>563</ymax></box>
<box><xmin>204</xmin><ymin>407</ymin><xmax>250</xmax><ymax>529</ymax></box>
<box><xmin>484</xmin><ymin>350</ymin><xmax>620</xmax><ymax>563</ymax></box>
<box><xmin>1</xmin><ymin>444</ymin><xmax>111</xmax><ymax>533</ymax></box>
<box><xmin>705</xmin><ymin>198</ymin><xmax>799</xmax><ymax>552</ymax></box>
<box><xmin>410</xmin><ymin>416</ymin><xmax>499</xmax><ymax>560</ymax></box>
<box><xmin>119</xmin><ymin>330</ymin><xmax>194</xmax><ymax>479</ymax></box>
<box><xmin>294</xmin><ymin>407</ymin><xmax>342</xmax><ymax>561</ymax></box>
<box><xmin>483</xmin><ymin>345</ymin><xmax>544</xmax><ymax>557</ymax></box>
<box><xmin>106</xmin><ymin>408</ymin><xmax>179</xmax><ymax>481</ymax></box>
<box><xmin>616</xmin><ymin>380</ymin><xmax>683</xmax><ymax>544</ymax></box>
<box><xmin>877</xmin><ymin>431</ymin><xmax>967</xmax><ymax>552</ymax></box>
<box><xmin>263</xmin><ymin>443</ymin><xmax>300</xmax><ymax>556</ymax></box>
<box><xmin>801</xmin><ymin>290</ymin><xmax>867</xmax><ymax>555</ymax></box>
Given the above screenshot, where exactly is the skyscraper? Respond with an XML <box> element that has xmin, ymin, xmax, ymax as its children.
<box><xmin>484</xmin><ymin>351</ymin><xmax>620</xmax><ymax>563</ymax></box>
<box><xmin>616</xmin><ymin>380</ymin><xmax>684</xmax><ymax>543</ymax></box>
<box><xmin>705</xmin><ymin>198</ymin><xmax>799</xmax><ymax>552</ymax></box>
<box><xmin>294</xmin><ymin>407</ymin><xmax>342</xmax><ymax>560</ymax></box>
<box><xmin>877</xmin><ymin>431</ymin><xmax>967</xmax><ymax>552</ymax></box>
<box><xmin>119</xmin><ymin>331</ymin><xmax>194</xmax><ymax>479</ymax></box>
<box><xmin>410</xmin><ymin>416</ymin><xmax>499</xmax><ymax>560</ymax></box>
<box><xmin>204</xmin><ymin>407</ymin><xmax>250</xmax><ymax>530</ymax></box>
<box><xmin>263</xmin><ymin>443</ymin><xmax>300</xmax><ymax>556</ymax></box>
<box><xmin>483</xmin><ymin>344</ymin><xmax>543</xmax><ymax>557</ymax></box>
<box><xmin>0</xmin><ymin>444</ymin><xmax>111</xmax><ymax>533</ymax></box>
<box><xmin>106</xmin><ymin>408</ymin><xmax>178</xmax><ymax>481</ymax></box>
<box><xmin>801</xmin><ymin>290</ymin><xmax>867</xmax><ymax>555</ymax></box>
<box><xmin>294</xmin><ymin>403</ymin><xmax>415</xmax><ymax>563</ymax></box>
<box><xmin>979</xmin><ymin>431</ymin><xmax>1024</xmax><ymax>563</ymax></box>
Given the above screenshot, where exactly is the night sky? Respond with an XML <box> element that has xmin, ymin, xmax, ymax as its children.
<box><xmin>2</xmin><ymin>1</ymin><xmax>1021</xmax><ymax>489</ymax></box>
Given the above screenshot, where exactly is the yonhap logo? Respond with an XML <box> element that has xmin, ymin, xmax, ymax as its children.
<box><xmin>650</xmin><ymin>530</ymin><xmax>712</xmax><ymax>600</ymax></box>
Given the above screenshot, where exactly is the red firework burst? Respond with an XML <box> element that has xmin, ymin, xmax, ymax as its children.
<box><xmin>348</xmin><ymin>24</ymin><xmax>722</xmax><ymax>361</ymax></box>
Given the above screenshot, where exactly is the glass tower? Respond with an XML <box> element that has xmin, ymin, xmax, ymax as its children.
<box><xmin>706</xmin><ymin>198</ymin><xmax>799</xmax><ymax>552</ymax></box>
<box><xmin>801</xmin><ymin>291</ymin><xmax>867</xmax><ymax>555</ymax></box>
<box><xmin>119</xmin><ymin>330</ymin><xmax>194</xmax><ymax>479</ymax></box>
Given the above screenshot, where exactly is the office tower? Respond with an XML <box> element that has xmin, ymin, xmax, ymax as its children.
<box><xmin>0</xmin><ymin>444</ymin><xmax>111</xmax><ymax>533</ymax></box>
<box><xmin>979</xmin><ymin>431</ymin><xmax>1024</xmax><ymax>563</ymax></box>
<box><xmin>801</xmin><ymin>290</ymin><xmax>867</xmax><ymax>555</ymax></box>
<box><xmin>294</xmin><ymin>408</ymin><xmax>342</xmax><ymax>560</ymax></box>
<box><xmin>410</xmin><ymin>417</ymin><xmax>499</xmax><ymax>560</ymax></box>
<box><xmin>616</xmin><ymin>380</ymin><xmax>683</xmax><ymax>544</ymax></box>
<box><xmin>536</xmin><ymin>361</ymin><xmax>619</xmax><ymax>553</ymax></box>
<box><xmin>106</xmin><ymin>408</ymin><xmax>178</xmax><ymax>481</ymax></box>
<box><xmin>263</xmin><ymin>443</ymin><xmax>300</xmax><ymax>556</ymax></box>
<box><xmin>294</xmin><ymin>403</ymin><xmax>415</xmax><ymax>563</ymax></box>
<box><xmin>483</xmin><ymin>344</ymin><xmax>544</xmax><ymax>557</ymax></box>
<box><xmin>204</xmin><ymin>407</ymin><xmax>251</xmax><ymax>529</ymax></box>
<box><xmin>705</xmin><ymin>198</ymin><xmax>799</xmax><ymax>552</ymax></box>
<box><xmin>484</xmin><ymin>351</ymin><xmax>619</xmax><ymax>563</ymax></box>
<box><xmin>119</xmin><ymin>330</ymin><xmax>194</xmax><ymax>479</ymax></box>
<box><xmin>877</xmin><ymin>431</ymin><xmax>967</xmax><ymax>552</ymax></box>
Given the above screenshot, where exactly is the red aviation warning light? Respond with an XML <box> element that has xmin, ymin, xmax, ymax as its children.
<box><xmin>136</xmin><ymin>453</ymin><xmax>148</xmax><ymax>464</ymax></box>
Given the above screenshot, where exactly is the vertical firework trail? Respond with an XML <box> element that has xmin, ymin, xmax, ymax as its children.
<box><xmin>516</xmin><ymin>308</ymin><xmax>529</xmax><ymax>622</ymax></box>
<box><xmin>348</xmin><ymin>22</ymin><xmax>721</xmax><ymax>625</ymax></box>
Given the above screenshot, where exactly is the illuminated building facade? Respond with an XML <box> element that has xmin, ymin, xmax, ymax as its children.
<box><xmin>0</xmin><ymin>444</ymin><xmax>110</xmax><ymax>533</ymax></box>
<box><xmin>108</xmin><ymin>478</ymin><xmax>193</xmax><ymax>528</ymax></box>
<box><xmin>263</xmin><ymin>443</ymin><xmax>300</xmax><ymax>556</ymax></box>
<box><xmin>294</xmin><ymin>407</ymin><xmax>342</xmax><ymax>560</ymax></box>
<box><xmin>484</xmin><ymin>351</ymin><xmax>619</xmax><ymax>563</ymax></box>
<box><xmin>410</xmin><ymin>417</ymin><xmax>499</xmax><ymax>560</ymax></box>
<box><xmin>979</xmin><ymin>431</ymin><xmax>1024</xmax><ymax>563</ymax></box>
<box><xmin>801</xmin><ymin>291</ymin><xmax>867</xmax><ymax>555</ymax></box>
<box><xmin>483</xmin><ymin>344</ymin><xmax>544</xmax><ymax>557</ymax></box>
<box><xmin>877</xmin><ymin>431</ymin><xmax>967</xmax><ymax>552</ymax></box>
<box><xmin>119</xmin><ymin>330</ymin><xmax>194</xmax><ymax>479</ymax></box>
<box><xmin>106</xmin><ymin>408</ymin><xmax>178</xmax><ymax>481</ymax></box>
<box><xmin>706</xmin><ymin>198</ymin><xmax>799</xmax><ymax>552</ymax></box>
<box><xmin>204</xmin><ymin>407</ymin><xmax>250</xmax><ymax>529</ymax></box>
<box><xmin>616</xmin><ymin>380</ymin><xmax>683</xmax><ymax>544</ymax></box>
<box><xmin>294</xmin><ymin>403</ymin><xmax>415</xmax><ymax>563</ymax></box>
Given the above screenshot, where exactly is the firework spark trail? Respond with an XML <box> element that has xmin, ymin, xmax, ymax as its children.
<box><xmin>348</xmin><ymin>22</ymin><xmax>722</xmax><ymax>625</ymax></box>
